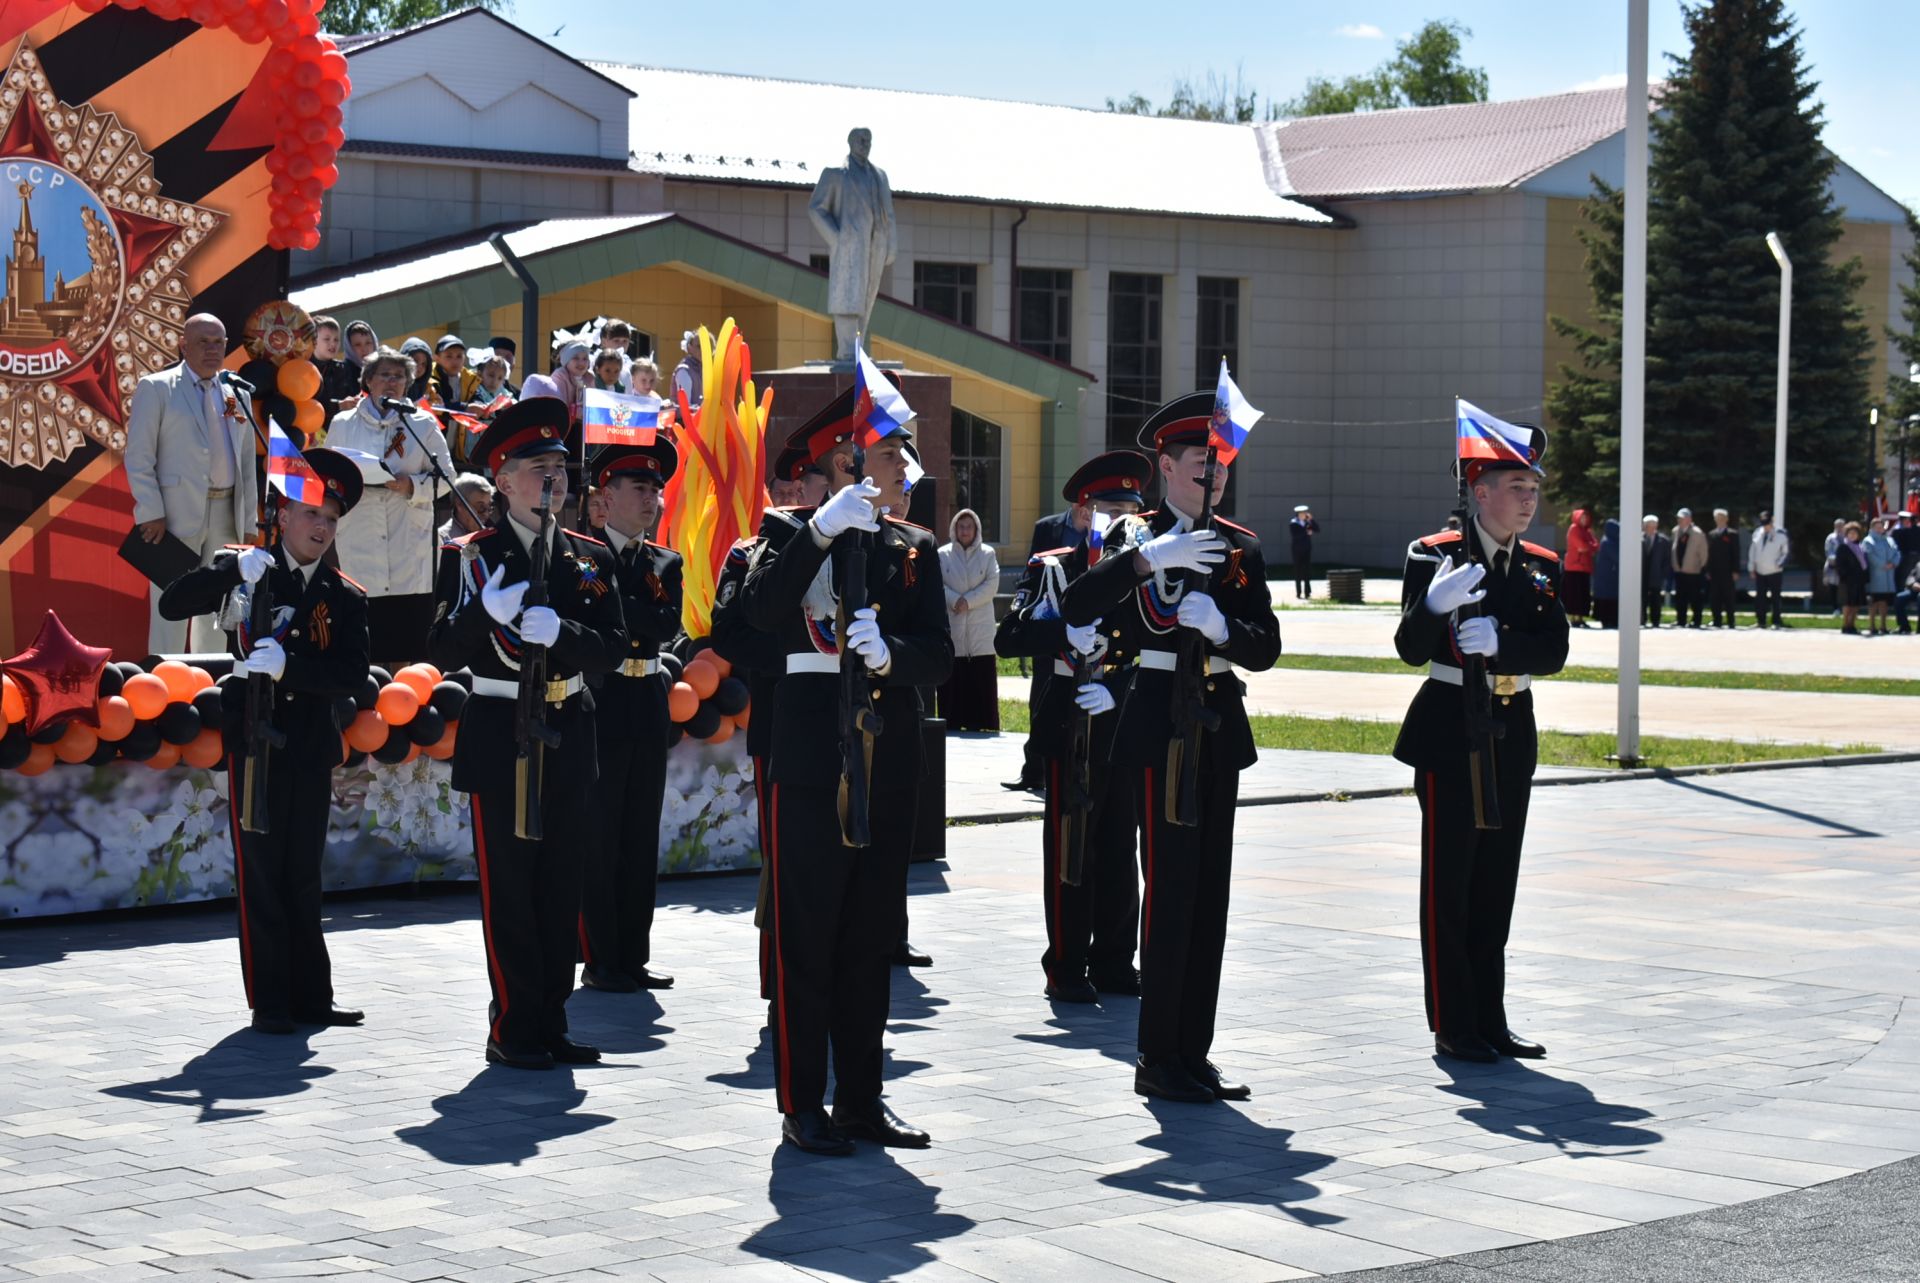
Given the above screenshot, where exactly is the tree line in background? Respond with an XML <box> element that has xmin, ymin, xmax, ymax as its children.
<box><xmin>324</xmin><ymin>0</ymin><xmax>502</xmax><ymax>35</ymax></box>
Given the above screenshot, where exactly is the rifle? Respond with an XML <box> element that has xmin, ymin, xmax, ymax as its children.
<box><xmin>1165</xmin><ymin>447</ymin><xmax>1225</xmax><ymax>828</ymax></box>
<box><xmin>1451</xmin><ymin>477</ymin><xmax>1504</xmax><ymax>830</ymax></box>
<box><xmin>835</xmin><ymin>446</ymin><xmax>883</xmax><ymax>848</ymax></box>
<box><xmin>1059</xmin><ymin>646</ymin><xmax>1095</xmax><ymax>886</ymax></box>
<box><xmin>513</xmin><ymin>475</ymin><xmax>562</xmax><ymax>839</ymax></box>
<box><xmin>238</xmin><ymin>489</ymin><xmax>286</xmax><ymax>834</ymax></box>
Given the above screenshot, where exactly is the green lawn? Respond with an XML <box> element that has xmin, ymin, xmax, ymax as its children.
<box><xmin>994</xmin><ymin>700</ymin><xmax>1874</xmax><ymax>771</ymax></box>
<box><xmin>1262</xmin><ymin>653</ymin><xmax>1920</xmax><ymax>697</ymax></box>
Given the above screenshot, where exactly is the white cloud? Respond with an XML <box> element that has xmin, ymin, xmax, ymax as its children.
<box><xmin>1331</xmin><ymin>23</ymin><xmax>1384</xmax><ymax>38</ymax></box>
<box><xmin>1564</xmin><ymin>72</ymin><xmax>1630</xmax><ymax>93</ymax></box>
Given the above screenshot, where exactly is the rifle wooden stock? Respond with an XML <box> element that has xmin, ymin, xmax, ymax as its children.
<box><xmin>836</xmin><ymin>534</ymin><xmax>882</xmax><ymax>848</ymax></box>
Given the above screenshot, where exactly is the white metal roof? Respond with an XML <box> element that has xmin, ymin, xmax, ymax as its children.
<box><xmin>593</xmin><ymin>63</ymin><xmax>1334</xmax><ymax>226</ymax></box>
<box><xmin>290</xmin><ymin>215</ymin><xmax>672</xmax><ymax>312</ymax></box>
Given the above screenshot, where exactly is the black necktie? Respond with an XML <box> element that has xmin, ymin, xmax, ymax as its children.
<box><xmin>1493</xmin><ymin>550</ymin><xmax>1508</xmax><ymax>580</ymax></box>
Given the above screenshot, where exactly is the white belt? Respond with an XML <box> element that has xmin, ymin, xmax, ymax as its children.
<box><xmin>617</xmin><ymin>656</ymin><xmax>661</xmax><ymax>678</ymax></box>
<box><xmin>1136</xmin><ymin>651</ymin><xmax>1231</xmax><ymax>674</ymax></box>
<box><xmin>1427</xmin><ymin>663</ymin><xmax>1530</xmax><ymax>694</ymax></box>
<box><xmin>470</xmin><ymin>673</ymin><xmax>585</xmax><ymax>703</ymax></box>
<box><xmin>786</xmin><ymin>653</ymin><xmax>841</xmax><ymax>675</ymax></box>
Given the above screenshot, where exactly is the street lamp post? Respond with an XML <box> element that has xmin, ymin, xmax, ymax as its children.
<box><xmin>1870</xmin><ymin>406</ymin><xmax>1880</xmax><ymax>516</ymax></box>
<box><xmin>1617</xmin><ymin>0</ymin><xmax>1649</xmax><ymax>766</ymax></box>
<box><xmin>1766</xmin><ymin>231</ymin><xmax>1792</xmax><ymax>532</ymax></box>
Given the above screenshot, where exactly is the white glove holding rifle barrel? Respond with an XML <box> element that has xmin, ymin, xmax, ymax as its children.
<box><xmin>1423</xmin><ymin>558</ymin><xmax>1487</xmax><ymax>616</ymax></box>
<box><xmin>811</xmin><ymin>477</ymin><xmax>882</xmax><ymax>542</ymax></box>
<box><xmin>1073</xmin><ymin>683</ymin><xmax>1116</xmax><ymax>716</ymax></box>
<box><xmin>1136</xmin><ymin>527</ymin><xmax>1225</xmax><ymax>576</ymax></box>
<box><xmin>235</xmin><ymin>546</ymin><xmax>273</xmax><ymax>585</ymax></box>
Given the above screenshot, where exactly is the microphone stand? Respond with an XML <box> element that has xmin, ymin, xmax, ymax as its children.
<box><xmin>378</xmin><ymin>397</ymin><xmax>487</xmax><ymax>533</ymax></box>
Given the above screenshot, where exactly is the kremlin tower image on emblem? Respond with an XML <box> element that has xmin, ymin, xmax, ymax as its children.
<box><xmin>0</xmin><ymin>175</ymin><xmax>110</xmax><ymax>360</ymax></box>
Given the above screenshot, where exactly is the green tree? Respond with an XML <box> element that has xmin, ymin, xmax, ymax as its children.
<box><xmin>1106</xmin><ymin>68</ymin><xmax>1270</xmax><ymax>123</ymax></box>
<box><xmin>1274</xmin><ymin>20</ymin><xmax>1488</xmax><ymax>117</ymax></box>
<box><xmin>1885</xmin><ymin>206</ymin><xmax>1920</xmax><ymax>507</ymax></box>
<box><xmin>323</xmin><ymin>0</ymin><xmax>505</xmax><ymax>36</ymax></box>
<box><xmin>1547</xmin><ymin>0</ymin><xmax>1871</xmax><ymax>563</ymax></box>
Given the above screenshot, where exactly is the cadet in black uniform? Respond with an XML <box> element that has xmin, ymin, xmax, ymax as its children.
<box><xmin>159</xmin><ymin>447</ymin><xmax>370</xmax><ymax>1035</ymax></box>
<box><xmin>427</xmin><ymin>399</ymin><xmax>628</xmax><ymax>1070</ymax></box>
<box><xmin>1062</xmin><ymin>391</ymin><xmax>1281</xmax><ymax>1104</ymax></box>
<box><xmin>995</xmin><ymin>451</ymin><xmax>1151</xmax><ymax>1004</ymax></box>
<box><xmin>1392</xmin><ymin>427</ymin><xmax>1567</xmax><ymax>1064</ymax></box>
<box><xmin>741</xmin><ymin>405</ymin><xmax>951</xmax><ymax>1155</ymax></box>
<box><xmin>576</xmin><ymin>439</ymin><xmax>682</xmax><ymax>994</ymax></box>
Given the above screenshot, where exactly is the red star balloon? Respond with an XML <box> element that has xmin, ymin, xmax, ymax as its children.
<box><xmin>3</xmin><ymin>612</ymin><xmax>111</xmax><ymax>734</ymax></box>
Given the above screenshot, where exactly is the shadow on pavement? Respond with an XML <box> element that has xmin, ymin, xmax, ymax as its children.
<box><xmin>394</xmin><ymin>1067</ymin><xmax>613</xmax><ymax>1166</ymax></box>
<box><xmin>1437</xmin><ymin>1059</ymin><xmax>1663</xmax><ymax>1154</ymax></box>
<box><xmin>1657</xmin><ymin>775</ymin><xmax>1881</xmax><ymax>839</ymax></box>
<box><xmin>709</xmin><ymin>1023</ymin><xmax>774</xmax><ymax>1091</ymax></box>
<box><xmin>1013</xmin><ymin>1002</ymin><xmax>1141</xmax><ymax>1066</ymax></box>
<box><xmin>101</xmin><ymin>1027</ymin><xmax>333</xmax><ymax>1123</ymax></box>
<box><xmin>569</xmin><ymin>989</ymin><xmax>672</xmax><ymax>1055</ymax></box>
<box><xmin>742</xmin><ymin>1141</ymin><xmax>975</xmax><ymax>1277</ymax></box>
<box><xmin>1100</xmin><ymin>1100</ymin><xmax>1344</xmax><ymax>1225</ymax></box>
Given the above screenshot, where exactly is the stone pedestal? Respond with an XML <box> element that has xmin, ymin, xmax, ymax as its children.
<box><xmin>760</xmin><ymin>367</ymin><xmax>953</xmax><ymax>536</ymax></box>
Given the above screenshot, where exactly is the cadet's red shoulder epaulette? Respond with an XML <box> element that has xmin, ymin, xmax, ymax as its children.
<box><xmin>1213</xmin><ymin>516</ymin><xmax>1255</xmax><ymax>538</ymax></box>
<box><xmin>335</xmin><ymin>569</ymin><xmax>366</xmax><ymax>593</ymax></box>
<box><xmin>884</xmin><ymin>514</ymin><xmax>932</xmax><ymax>533</ymax></box>
<box><xmin>1519</xmin><ymin>539</ymin><xmax>1560</xmax><ymax>563</ymax></box>
<box><xmin>440</xmin><ymin>529</ymin><xmax>484</xmax><ymax>552</ymax></box>
<box><xmin>1028</xmin><ymin>545</ymin><xmax>1076</xmax><ymax>566</ymax></box>
<box><xmin>564</xmin><ymin>528</ymin><xmax>607</xmax><ymax>547</ymax></box>
<box><xmin>769</xmin><ymin>503</ymin><xmax>805</xmax><ymax>512</ymax></box>
<box><xmin>222</xmin><ymin>543</ymin><xmax>257</xmax><ymax>552</ymax></box>
<box><xmin>1419</xmin><ymin>530</ymin><xmax>1465</xmax><ymax>548</ymax></box>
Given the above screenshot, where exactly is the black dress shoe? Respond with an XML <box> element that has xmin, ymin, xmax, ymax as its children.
<box><xmin>631</xmin><ymin>967</ymin><xmax>675</xmax><ymax>990</ymax></box>
<box><xmin>1044</xmin><ymin>977</ymin><xmax>1099</xmax><ymax>1004</ymax></box>
<box><xmin>250</xmin><ymin>1013</ymin><xmax>296</xmax><ymax>1035</ymax></box>
<box><xmin>1486</xmin><ymin>1030</ymin><xmax>1547</xmax><ymax>1059</ymax></box>
<box><xmin>547</xmin><ymin>1036</ymin><xmax>602</xmax><ymax>1064</ymax></box>
<box><xmin>1434</xmin><ymin>1033</ymin><xmax>1499</xmax><ymax>1064</ymax></box>
<box><xmin>891</xmin><ymin>942</ymin><xmax>933</xmax><ymax>967</ymax></box>
<box><xmin>1091</xmin><ymin>968</ymin><xmax>1142</xmax><ymax>996</ymax></box>
<box><xmin>1134</xmin><ymin>1057</ymin><xmax>1215</xmax><ymax>1103</ymax></box>
<box><xmin>579</xmin><ymin>966</ymin><xmax>639</xmax><ymax>993</ymax></box>
<box><xmin>1186</xmin><ymin>1059</ymin><xmax>1252</xmax><ymax>1101</ymax></box>
<box><xmin>1001</xmin><ymin>776</ymin><xmax>1041</xmax><ymax>792</ymax></box>
<box><xmin>292</xmin><ymin>1007</ymin><xmax>363</xmax><ymax>1026</ymax></box>
<box><xmin>782</xmin><ymin>1108</ymin><xmax>854</xmax><ymax>1156</ymax></box>
<box><xmin>485</xmin><ymin>1039</ymin><xmax>555</xmax><ymax>1070</ymax></box>
<box><xmin>831</xmin><ymin>1099</ymin><xmax>931</xmax><ymax>1148</ymax></box>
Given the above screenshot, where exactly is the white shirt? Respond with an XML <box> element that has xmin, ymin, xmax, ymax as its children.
<box><xmin>506</xmin><ymin>513</ymin><xmax>557</xmax><ymax>559</ymax></box>
<box><xmin>1473</xmin><ymin>517</ymin><xmax>1517</xmax><ymax>569</ymax></box>
<box><xmin>282</xmin><ymin>546</ymin><xmax>321</xmax><ymax>588</ymax></box>
<box><xmin>194</xmin><ymin>372</ymin><xmax>235</xmax><ymax>489</ymax></box>
<box><xmin>604</xmin><ymin>525</ymin><xmax>637</xmax><ymax>556</ymax></box>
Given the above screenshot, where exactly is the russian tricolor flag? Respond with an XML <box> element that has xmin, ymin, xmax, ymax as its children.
<box><xmin>266</xmin><ymin>421</ymin><xmax>327</xmax><ymax>508</ymax></box>
<box><xmin>1456</xmin><ymin>398</ymin><xmax>1539</xmax><ymax>471</ymax></box>
<box><xmin>1210</xmin><ymin>357</ymin><xmax>1262</xmax><ymax>465</ymax></box>
<box><xmin>853</xmin><ymin>338</ymin><xmax>914</xmax><ymax>447</ymax></box>
<box><xmin>582</xmin><ymin>388</ymin><xmax>661</xmax><ymax>445</ymax></box>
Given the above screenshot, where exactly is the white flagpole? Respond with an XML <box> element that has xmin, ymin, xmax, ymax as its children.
<box><xmin>1618</xmin><ymin>0</ymin><xmax>1649</xmax><ymax>765</ymax></box>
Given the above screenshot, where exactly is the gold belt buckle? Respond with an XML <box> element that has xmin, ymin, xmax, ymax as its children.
<box><xmin>622</xmin><ymin>657</ymin><xmax>651</xmax><ymax>678</ymax></box>
<box><xmin>545</xmin><ymin>677</ymin><xmax>571</xmax><ymax>705</ymax></box>
<box><xmin>1492</xmin><ymin>674</ymin><xmax>1519</xmax><ymax>697</ymax></box>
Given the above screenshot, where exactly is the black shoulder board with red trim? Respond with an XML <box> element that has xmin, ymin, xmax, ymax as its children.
<box><xmin>885</xmin><ymin>514</ymin><xmax>932</xmax><ymax>534</ymax></box>
<box><xmin>1027</xmin><ymin>545</ymin><xmax>1076</xmax><ymax>567</ymax></box>
<box><xmin>564</xmin><ymin>529</ymin><xmax>607</xmax><ymax>547</ymax></box>
<box><xmin>335</xmin><ymin>569</ymin><xmax>366</xmax><ymax>593</ymax></box>
<box><xmin>1519</xmin><ymin>540</ymin><xmax>1560</xmax><ymax>563</ymax></box>
<box><xmin>440</xmin><ymin>530</ymin><xmax>482</xmax><ymax>552</ymax></box>
<box><xmin>1213</xmin><ymin>516</ymin><xmax>1255</xmax><ymax>538</ymax></box>
<box><xmin>1418</xmin><ymin>530</ymin><xmax>1465</xmax><ymax>548</ymax></box>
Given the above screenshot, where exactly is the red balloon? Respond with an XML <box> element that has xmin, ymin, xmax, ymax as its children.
<box><xmin>3</xmin><ymin>612</ymin><xmax>111</xmax><ymax>733</ymax></box>
<box><xmin>188</xmin><ymin>0</ymin><xmax>218</xmax><ymax>26</ymax></box>
<box><xmin>316</xmin><ymin>164</ymin><xmax>338</xmax><ymax>188</ymax></box>
<box><xmin>261</xmin><ymin>0</ymin><xmax>290</xmax><ymax>28</ymax></box>
<box><xmin>295</xmin><ymin>228</ymin><xmax>320</xmax><ymax>251</ymax></box>
<box><xmin>317</xmin><ymin>77</ymin><xmax>346</xmax><ymax>107</ymax></box>
<box><xmin>320</xmin><ymin>50</ymin><xmax>347</xmax><ymax>80</ymax></box>
<box><xmin>287</xmin><ymin>154</ymin><xmax>314</xmax><ymax>180</ymax></box>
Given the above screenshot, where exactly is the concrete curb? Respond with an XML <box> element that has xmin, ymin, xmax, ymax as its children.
<box><xmin>946</xmin><ymin>750</ymin><xmax>1920</xmax><ymax>826</ymax></box>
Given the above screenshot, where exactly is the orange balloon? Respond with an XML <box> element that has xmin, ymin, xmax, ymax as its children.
<box><xmin>411</xmin><ymin>663</ymin><xmax>444</xmax><ymax>686</ymax></box>
<box><xmin>96</xmin><ymin>695</ymin><xmax>135</xmax><ymax>741</ymax></box>
<box><xmin>402</xmin><ymin>742</ymin><xmax>421</xmax><ymax>764</ymax></box>
<box><xmin>346</xmin><ymin>709</ymin><xmax>388</xmax><ymax>753</ymax></box>
<box><xmin>144</xmin><ymin>741</ymin><xmax>181</xmax><ymax>771</ymax></box>
<box><xmin>706</xmin><ymin>717</ymin><xmax>734</xmax><ymax>745</ymax></box>
<box><xmin>702</xmin><ymin>650</ymin><xmax>732</xmax><ymax>680</ymax></box>
<box><xmin>667</xmin><ymin>681</ymin><xmax>698</xmax><ymax>722</ymax></box>
<box><xmin>293</xmin><ymin>398</ymin><xmax>325</xmax><ymax>432</ymax></box>
<box><xmin>683</xmin><ymin>659</ymin><xmax>719</xmax><ymax>700</ymax></box>
<box><xmin>394</xmin><ymin>666</ymin><xmax>436</xmax><ymax>704</ymax></box>
<box><xmin>52</xmin><ymin>722</ymin><xmax>98</xmax><ymax>764</ymax></box>
<box><xmin>17</xmin><ymin>742</ymin><xmax>54</xmax><ymax>775</ymax></box>
<box><xmin>2</xmin><ymin>674</ymin><xmax>24</xmax><ymax>723</ymax></box>
<box><xmin>375</xmin><ymin>682</ymin><xmax>419</xmax><ymax>726</ymax></box>
<box><xmin>425</xmin><ymin>719</ymin><xmax>458</xmax><ymax>760</ymax></box>
<box><xmin>153</xmin><ymin>660</ymin><xmax>199</xmax><ymax>703</ymax></box>
<box><xmin>123</xmin><ymin>673</ymin><xmax>170</xmax><ymax>721</ymax></box>
<box><xmin>181</xmin><ymin>729</ymin><xmax>225</xmax><ymax>769</ymax></box>
<box><xmin>188</xmin><ymin>665</ymin><xmax>216</xmax><ymax>692</ymax></box>
<box><xmin>277</xmin><ymin>357</ymin><xmax>322</xmax><ymax>401</ymax></box>
<box><xmin>732</xmin><ymin>703</ymin><xmax>751</xmax><ymax>730</ymax></box>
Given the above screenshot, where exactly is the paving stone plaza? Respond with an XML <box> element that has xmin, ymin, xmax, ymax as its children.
<box><xmin>1</xmin><ymin>760</ymin><xmax>1915</xmax><ymax>1281</ymax></box>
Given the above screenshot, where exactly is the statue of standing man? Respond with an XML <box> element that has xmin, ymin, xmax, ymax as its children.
<box><xmin>809</xmin><ymin>127</ymin><xmax>896</xmax><ymax>362</ymax></box>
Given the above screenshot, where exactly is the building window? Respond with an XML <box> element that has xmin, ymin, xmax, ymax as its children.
<box><xmin>808</xmin><ymin>253</ymin><xmax>829</xmax><ymax>273</ymax></box>
<box><xmin>1106</xmin><ymin>272</ymin><xmax>1162</xmax><ymax>451</ymax></box>
<box><xmin>1195</xmin><ymin>277</ymin><xmax>1240</xmax><ymax>390</ymax></box>
<box><xmin>1015</xmin><ymin>268</ymin><xmax>1072</xmax><ymax>364</ymax></box>
<box><xmin>913</xmin><ymin>262</ymin><xmax>977</xmax><ymax>328</ymax></box>
<box><xmin>950</xmin><ymin>408</ymin><xmax>1004</xmax><ymax>544</ymax></box>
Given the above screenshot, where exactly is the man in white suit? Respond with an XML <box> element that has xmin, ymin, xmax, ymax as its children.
<box><xmin>123</xmin><ymin>313</ymin><xmax>260</xmax><ymax>653</ymax></box>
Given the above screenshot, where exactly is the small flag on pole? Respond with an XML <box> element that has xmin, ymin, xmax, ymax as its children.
<box><xmin>853</xmin><ymin>337</ymin><xmax>914</xmax><ymax>447</ymax></box>
<box><xmin>1209</xmin><ymin>358</ymin><xmax>1262</xmax><ymax>465</ymax></box>
<box><xmin>1456</xmin><ymin>398</ymin><xmax>1541</xmax><ymax>472</ymax></box>
<box><xmin>266</xmin><ymin>420</ymin><xmax>327</xmax><ymax>507</ymax></box>
<box><xmin>581</xmin><ymin>388</ymin><xmax>661</xmax><ymax>446</ymax></box>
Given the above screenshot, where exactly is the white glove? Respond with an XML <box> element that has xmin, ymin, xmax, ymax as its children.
<box><xmin>1176</xmin><ymin>591</ymin><xmax>1229</xmax><ymax>645</ymax></box>
<box><xmin>1064</xmin><ymin>617</ymin><xmax>1102</xmax><ymax>655</ymax></box>
<box><xmin>844</xmin><ymin>606</ymin><xmax>890</xmax><ymax>671</ymax></box>
<box><xmin>518</xmin><ymin>605</ymin><xmax>561</xmax><ymax>648</ymax></box>
<box><xmin>1424</xmin><ymin>558</ymin><xmax>1488</xmax><ymax>616</ymax></box>
<box><xmin>235</xmin><ymin>546</ymin><xmax>273</xmax><ymax>585</ymax></box>
<box><xmin>1456</xmin><ymin>615</ymin><xmax>1500</xmax><ymax>657</ymax></box>
<box><xmin>241</xmin><ymin>637</ymin><xmax>285</xmax><ymax>681</ymax></box>
<box><xmin>1073</xmin><ymin>683</ymin><xmax>1116</xmax><ymax>716</ymax></box>
<box><xmin>481</xmin><ymin>564</ymin><xmax>529</xmax><ymax>625</ymax></box>
<box><xmin>812</xmin><ymin>478</ymin><xmax>882</xmax><ymax>540</ymax></box>
<box><xmin>1139</xmin><ymin>528</ymin><xmax>1225</xmax><ymax>575</ymax></box>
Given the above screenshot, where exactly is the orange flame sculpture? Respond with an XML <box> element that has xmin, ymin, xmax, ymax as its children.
<box><xmin>656</xmin><ymin>319</ymin><xmax>770</xmax><ymax>637</ymax></box>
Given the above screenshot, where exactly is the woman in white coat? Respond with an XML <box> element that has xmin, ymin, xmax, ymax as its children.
<box><xmin>322</xmin><ymin>346</ymin><xmax>457</xmax><ymax>664</ymax></box>
<box><xmin>937</xmin><ymin>507</ymin><xmax>1001</xmax><ymax>731</ymax></box>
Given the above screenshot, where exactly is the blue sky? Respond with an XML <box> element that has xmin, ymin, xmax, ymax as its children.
<box><xmin>498</xmin><ymin>0</ymin><xmax>1916</xmax><ymax>209</ymax></box>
